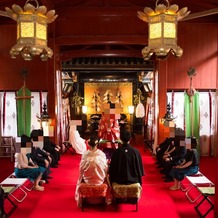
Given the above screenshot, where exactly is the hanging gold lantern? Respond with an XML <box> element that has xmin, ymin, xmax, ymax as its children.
<box><xmin>0</xmin><ymin>0</ymin><xmax>58</xmax><ymax>61</ymax></box>
<box><xmin>137</xmin><ymin>0</ymin><xmax>190</xmax><ymax>60</ymax></box>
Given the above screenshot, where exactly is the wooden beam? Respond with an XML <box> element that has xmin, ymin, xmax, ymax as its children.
<box><xmin>55</xmin><ymin>35</ymin><xmax>147</xmax><ymax>46</ymax></box>
<box><xmin>182</xmin><ymin>8</ymin><xmax>218</xmax><ymax>21</ymax></box>
<box><xmin>58</xmin><ymin>49</ymin><xmax>143</xmax><ymax>61</ymax></box>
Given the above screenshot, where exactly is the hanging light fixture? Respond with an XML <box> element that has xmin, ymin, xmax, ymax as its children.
<box><xmin>82</xmin><ymin>105</ymin><xmax>88</xmax><ymax>114</ymax></box>
<box><xmin>0</xmin><ymin>0</ymin><xmax>58</xmax><ymax>61</ymax></box>
<box><xmin>137</xmin><ymin>0</ymin><xmax>190</xmax><ymax>60</ymax></box>
<box><xmin>128</xmin><ymin>106</ymin><xmax>134</xmax><ymax>115</ymax></box>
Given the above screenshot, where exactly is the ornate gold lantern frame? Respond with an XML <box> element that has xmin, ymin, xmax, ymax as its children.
<box><xmin>0</xmin><ymin>0</ymin><xmax>58</xmax><ymax>61</ymax></box>
<box><xmin>137</xmin><ymin>0</ymin><xmax>190</xmax><ymax>60</ymax></box>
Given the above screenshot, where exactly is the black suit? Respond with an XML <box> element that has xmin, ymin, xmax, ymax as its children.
<box><xmin>30</xmin><ymin>146</ymin><xmax>51</xmax><ymax>180</ymax></box>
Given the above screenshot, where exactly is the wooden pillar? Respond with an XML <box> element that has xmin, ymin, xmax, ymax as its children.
<box><xmin>46</xmin><ymin>57</ymin><xmax>56</xmax><ymax>142</ymax></box>
<box><xmin>51</xmin><ymin>45</ymin><xmax>62</xmax><ymax>146</ymax></box>
<box><xmin>215</xmin><ymin>90</ymin><xmax>218</xmax><ymax>217</ymax></box>
<box><xmin>46</xmin><ymin>22</ymin><xmax>61</xmax><ymax>145</ymax></box>
<box><xmin>156</xmin><ymin>59</ymin><xmax>168</xmax><ymax>145</ymax></box>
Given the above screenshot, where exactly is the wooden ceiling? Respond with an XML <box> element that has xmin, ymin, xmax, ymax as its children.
<box><xmin>0</xmin><ymin>0</ymin><xmax>217</xmax><ymax>61</ymax></box>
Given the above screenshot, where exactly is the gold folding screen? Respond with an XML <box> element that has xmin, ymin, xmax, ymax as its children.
<box><xmin>84</xmin><ymin>82</ymin><xmax>133</xmax><ymax>116</ymax></box>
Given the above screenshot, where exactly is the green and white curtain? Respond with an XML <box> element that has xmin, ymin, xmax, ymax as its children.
<box><xmin>167</xmin><ymin>91</ymin><xmax>217</xmax><ymax>156</ymax></box>
<box><xmin>0</xmin><ymin>91</ymin><xmax>47</xmax><ymax>137</ymax></box>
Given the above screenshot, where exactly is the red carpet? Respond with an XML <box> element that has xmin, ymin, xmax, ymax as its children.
<box><xmin>1</xmin><ymin>140</ymin><xmax>215</xmax><ymax>218</ymax></box>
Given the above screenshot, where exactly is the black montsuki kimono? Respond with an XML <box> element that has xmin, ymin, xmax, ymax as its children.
<box><xmin>109</xmin><ymin>143</ymin><xmax>145</xmax><ymax>185</ymax></box>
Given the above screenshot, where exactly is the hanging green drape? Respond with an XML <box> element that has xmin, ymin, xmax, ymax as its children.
<box><xmin>16</xmin><ymin>86</ymin><xmax>32</xmax><ymax>137</ymax></box>
<box><xmin>184</xmin><ymin>92</ymin><xmax>200</xmax><ymax>152</ymax></box>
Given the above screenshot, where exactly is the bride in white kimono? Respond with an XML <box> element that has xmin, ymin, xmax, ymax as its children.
<box><xmin>75</xmin><ymin>135</ymin><xmax>108</xmax><ymax>207</ymax></box>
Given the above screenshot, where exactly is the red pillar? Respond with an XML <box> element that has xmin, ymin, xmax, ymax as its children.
<box><xmin>215</xmin><ymin>90</ymin><xmax>218</xmax><ymax>217</ymax></box>
<box><xmin>156</xmin><ymin>59</ymin><xmax>168</xmax><ymax>145</ymax></box>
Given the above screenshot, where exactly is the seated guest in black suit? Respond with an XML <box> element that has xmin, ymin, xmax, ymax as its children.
<box><xmin>161</xmin><ymin>139</ymin><xmax>187</xmax><ymax>182</ymax></box>
<box><xmin>156</xmin><ymin>138</ymin><xmax>174</xmax><ymax>160</ymax></box>
<box><xmin>155</xmin><ymin>138</ymin><xmax>174</xmax><ymax>167</ymax></box>
<box><xmin>30</xmin><ymin>140</ymin><xmax>52</xmax><ymax>182</ymax></box>
<box><xmin>109</xmin><ymin>130</ymin><xmax>144</xmax><ymax>186</ymax></box>
<box><xmin>43</xmin><ymin>136</ymin><xmax>60</xmax><ymax>167</ymax></box>
<box><xmin>31</xmin><ymin>129</ymin><xmax>60</xmax><ymax>168</ymax></box>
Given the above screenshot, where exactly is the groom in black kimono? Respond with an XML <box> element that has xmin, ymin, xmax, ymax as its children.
<box><xmin>109</xmin><ymin>130</ymin><xmax>144</xmax><ymax>186</ymax></box>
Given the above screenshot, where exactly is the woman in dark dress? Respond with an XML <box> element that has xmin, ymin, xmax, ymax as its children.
<box><xmin>169</xmin><ymin>137</ymin><xmax>199</xmax><ymax>190</ymax></box>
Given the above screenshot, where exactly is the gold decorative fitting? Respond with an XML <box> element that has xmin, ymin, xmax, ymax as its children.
<box><xmin>0</xmin><ymin>0</ymin><xmax>58</xmax><ymax>61</ymax></box>
<box><xmin>137</xmin><ymin>0</ymin><xmax>190</xmax><ymax>60</ymax></box>
<box><xmin>187</xmin><ymin>67</ymin><xmax>197</xmax><ymax>98</ymax></box>
<box><xmin>71</xmin><ymin>92</ymin><xmax>84</xmax><ymax>108</ymax></box>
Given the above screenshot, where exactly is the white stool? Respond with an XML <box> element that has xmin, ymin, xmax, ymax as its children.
<box><xmin>0</xmin><ymin>178</ymin><xmax>28</xmax><ymax>202</ymax></box>
<box><xmin>185</xmin><ymin>174</ymin><xmax>214</xmax><ymax>203</ymax></box>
